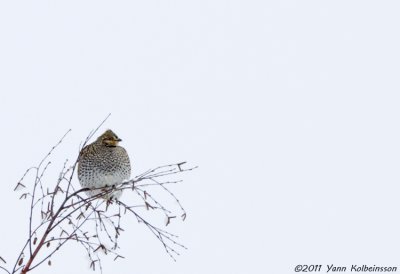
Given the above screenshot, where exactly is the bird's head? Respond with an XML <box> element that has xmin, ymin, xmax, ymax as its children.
<box><xmin>97</xmin><ymin>129</ymin><xmax>122</xmax><ymax>147</ymax></box>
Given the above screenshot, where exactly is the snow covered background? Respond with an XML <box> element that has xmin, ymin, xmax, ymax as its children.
<box><xmin>1</xmin><ymin>1</ymin><xmax>400</xmax><ymax>274</ymax></box>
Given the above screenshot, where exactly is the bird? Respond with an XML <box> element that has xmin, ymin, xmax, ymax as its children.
<box><xmin>77</xmin><ymin>129</ymin><xmax>131</xmax><ymax>200</ymax></box>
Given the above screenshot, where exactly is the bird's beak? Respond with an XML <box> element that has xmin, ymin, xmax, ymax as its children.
<box><xmin>116</xmin><ymin>138</ymin><xmax>122</xmax><ymax>142</ymax></box>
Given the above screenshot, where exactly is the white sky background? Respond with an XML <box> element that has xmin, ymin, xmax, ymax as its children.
<box><xmin>0</xmin><ymin>1</ymin><xmax>400</xmax><ymax>274</ymax></box>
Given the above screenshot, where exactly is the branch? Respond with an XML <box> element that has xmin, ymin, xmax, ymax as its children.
<box><xmin>9</xmin><ymin>117</ymin><xmax>196</xmax><ymax>274</ymax></box>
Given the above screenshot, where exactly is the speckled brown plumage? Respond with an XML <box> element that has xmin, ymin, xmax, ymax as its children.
<box><xmin>78</xmin><ymin>129</ymin><xmax>131</xmax><ymax>199</ymax></box>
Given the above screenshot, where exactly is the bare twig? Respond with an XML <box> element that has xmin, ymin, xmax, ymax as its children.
<box><xmin>2</xmin><ymin>117</ymin><xmax>195</xmax><ymax>274</ymax></box>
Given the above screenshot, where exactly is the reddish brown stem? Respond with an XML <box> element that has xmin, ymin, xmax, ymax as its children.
<box><xmin>21</xmin><ymin>229</ymin><xmax>50</xmax><ymax>274</ymax></box>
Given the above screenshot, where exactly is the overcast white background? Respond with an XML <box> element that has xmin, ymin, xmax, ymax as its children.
<box><xmin>1</xmin><ymin>1</ymin><xmax>400</xmax><ymax>274</ymax></box>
